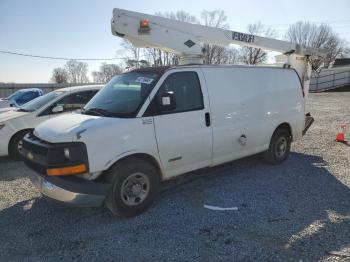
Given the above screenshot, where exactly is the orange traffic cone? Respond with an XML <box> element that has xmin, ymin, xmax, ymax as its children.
<box><xmin>336</xmin><ymin>123</ymin><xmax>346</xmax><ymax>142</ymax></box>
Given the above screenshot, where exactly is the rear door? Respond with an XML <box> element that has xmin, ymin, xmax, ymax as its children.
<box><xmin>143</xmin><ymin>69</ymin><xmax>213</xmax><ymax>178</ymax></box>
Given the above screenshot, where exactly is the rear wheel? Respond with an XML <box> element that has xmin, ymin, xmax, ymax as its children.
<box><xmin>263</xmin><ymin>128</ymin><xmax>291</xmax><ymax>164</ymax></box>
<box><xmin>9</xmin><ymin>130</ymin><xmax>30</xmax><ymax>160</ymax></box>
<box><xmin>105</xmin><ymin>158</ymin><xmax>159</xmax><ymax>217</ymax></box>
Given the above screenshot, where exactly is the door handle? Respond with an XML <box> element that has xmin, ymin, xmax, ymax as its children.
<box><xmin>205</xmin><ymin>112</ymin><xmax>211</xmax><ymax>127</ymax></box>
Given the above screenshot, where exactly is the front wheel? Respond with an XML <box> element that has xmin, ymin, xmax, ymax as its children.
<box><xmin>263</xmin><ymin>128</ymin><xmax>291</xmax><ymax>164</ymax></box>
<box><xmin>105</xmin><ymin>158</ymin><xmax>159</xmax><ymax>217</ymax></box>
<box><xmin>9</xmin><ymin>130</ymin><xmax>31</xmax><ymax>160</ymax></box>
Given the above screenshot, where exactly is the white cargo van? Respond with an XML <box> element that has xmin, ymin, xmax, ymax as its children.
<box><xmin>22</xmin><ymin>65</ymin><xmax>312</xmax><ymax>217</ymax></box>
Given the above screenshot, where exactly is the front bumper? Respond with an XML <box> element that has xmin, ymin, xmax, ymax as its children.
<box><xmin>22</xmin><ymin>132</ymin><xmax>110</xmax><ymax>207</ymax></box>
<box><xmin>0</xmin><ymin>134</ymin><xmax>9</xmax><ymax>156</ymax></box>
<box><xmin>0</xmin><ymin>126</ymin><xmax>12</xmax><ymax>156</ymax></box>
<box><xmin>28</xmin><ymin>171</ymin><xmax>109</xmax><ymax>207</ymax></box>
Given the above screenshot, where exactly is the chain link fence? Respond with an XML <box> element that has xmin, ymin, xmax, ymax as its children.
<box><xmin>310</xmin><ymin>68</ymin><xmax>350</xmax><ymax>92</ymax></box>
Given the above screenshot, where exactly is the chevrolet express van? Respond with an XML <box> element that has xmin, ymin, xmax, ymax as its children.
<box><xmin>22</xmin><ymin>65</ymin><xmax>313</xmax><ymax>217</ymax></box>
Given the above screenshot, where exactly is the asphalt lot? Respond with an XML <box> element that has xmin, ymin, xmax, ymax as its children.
<box><xmin>0</xmin><ymin>92</ymin><xmax>350</xmax><ymax>261</ymax></box>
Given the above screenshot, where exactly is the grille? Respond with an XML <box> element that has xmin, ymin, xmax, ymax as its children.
<box><xmin>22</xmin><ymin>133</ymin><xmax>50</xmax><ymax>156</ymax></box>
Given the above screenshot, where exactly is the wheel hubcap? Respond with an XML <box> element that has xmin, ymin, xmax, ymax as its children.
<box><xmin>120</xmin><ymin>173</ymin><xmax>150</xmax><ymax>206</ymax></box>
<box><xmin>17</xmin><ymin>140</ymin><xmax>23</xmax><ymax>152</ymax></box>
<box><xmin>275</xmin><ymin>137</ymin><xmax>287</xmax><ymax>158</ymax></box>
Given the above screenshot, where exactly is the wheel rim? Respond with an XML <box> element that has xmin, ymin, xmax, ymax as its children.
<box><xmin>120</xmin><ymin>173</ymin><xmax>150</xmax><ymax>206</ymax></box>
<box><xmin>275</xmin><ymin>137</ymin><xmax>287</xmax><ymax>158</ymax></box>
<box><xmin>17</xmin><ymin>139</ymin><xmax>23</xmax><ymax>153</ymax></box>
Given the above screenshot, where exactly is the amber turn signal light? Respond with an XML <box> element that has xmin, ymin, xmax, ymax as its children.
<box><xmin>140</xmin><ymin>19</ymin><xmax>149</xmax><ymax>28</ymax></box>
<box><xmin>47</xmin><ymin>164</ymin><xmax>87</xmax><ymax>176</ymax></box>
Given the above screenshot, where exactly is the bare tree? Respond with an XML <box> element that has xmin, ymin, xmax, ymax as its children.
<box><xmin>286</xmin><ymin>22</ymin><xmax>349</xmax><ymax>69</ymax></box>
<box><xmin>64</xmin><ymin>60</ymin><xmax>89</xmax><ymax>84</ymax></box>
<box><xmin>91</xmin><ymin>63</ymin><xmax>122</xmax><ymax>83</ymax></box>
<box><xmin>201</xmin><ymin>10</ymin><xmax>231</xmax><ymax>64</ymax></box>
<box><xmin>239</xmin><ymin>22</ymin><xmax>275</xmax><ymax>65</ymax></box>
<box><xmin>322</xmin><ymin>35</ymin><xmax>348</xmax><ymax>68</ymax></box>
<box><xmin>124</xmin><ymin>59</ymin><xmax>150</xmax><ymax>69</ymax></box>
<box><xmin>100</xmin><ymin>63</ymin><xmax>122</xmax><ymax>81</ymax></box>
<box><xmin>143</xmin><ymin>48</ymin><xmax>175</xmax><ymax>67</ymax></box>
<box><xmin>50</xmin><ymin>68</ymin><xmax>68</xmax><ymax>83</ymax></box>
<box><xmin>121</xmin><ymin>40</ymin><xmax>141</xmax><ymax>66</ymax></box>
<box><xmin>222</xmin><ymin>47</ymin><xmax>240</xmax><ymax>64</ymax></box>
<box><xmin>91</xmin><ymin>71</ymin><xmax>104</xmax><ymax>83</ymax></box>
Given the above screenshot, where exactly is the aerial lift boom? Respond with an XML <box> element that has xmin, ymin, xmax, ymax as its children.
<box><xmin>111</xmin><ymin>8</ymin><xmax>326</xmax><ymax>98</ymax></box>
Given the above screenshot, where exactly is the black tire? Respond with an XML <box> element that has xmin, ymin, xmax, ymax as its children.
<box><xmin>9</xmin><ymin>130</ymin><xmax>30</xmax><ymax>160</ymax></box>
<box><xmin>263</xmin><ymin>128</ymin><xmax>291</xmax><ymax>164</ymax></box>
<box><xmin>105</xmin><ymin>158</ymin><xmax>159</xmax><ymax>217</ymax></box>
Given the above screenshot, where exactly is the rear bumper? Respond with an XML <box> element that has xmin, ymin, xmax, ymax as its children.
<box><xmin>302</xmin><ymin>113</ymin><xmax>314</xmax><ymax>136</ymax></box>
<box><xmin>27</xmin><ymin>170</ymin><xmax>110</xmax><ymax>207</ymax></box>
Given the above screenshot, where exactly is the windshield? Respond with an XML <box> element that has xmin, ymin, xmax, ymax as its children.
<box><xmin>19</xmin><ymin>91</ymin><xmax>64</xmax><ymax>112</ymax></box>
<box><xmin>83</xmin><ymin>72</ymin><xmax>161</xmax><ymax>117</ymax></box>
<box><xmin>6</xmin><ymin>90</ymin><xmax>24</xmax><ymax>100</ymax></box>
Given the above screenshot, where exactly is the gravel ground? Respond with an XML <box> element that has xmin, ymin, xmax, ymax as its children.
<box><xmin>0</xmin><ymin>92</ymin><xmax>349</xmax><ymax>261</ymax></box>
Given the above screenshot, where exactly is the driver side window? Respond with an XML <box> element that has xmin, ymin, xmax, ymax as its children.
<box><xmin>144</xmin><ymin>71</ymin><xmax>204</xmax><ymax>116</ymax></box>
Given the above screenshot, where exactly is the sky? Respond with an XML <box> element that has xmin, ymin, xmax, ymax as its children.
<box><xmin>0</xmin><ymin>0</ymin><xmax>350</xmax><ymax>83</ymax></box>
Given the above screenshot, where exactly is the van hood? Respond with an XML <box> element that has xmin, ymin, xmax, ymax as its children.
<box><xmin>0</xmin><ymin>109</ymin><xmax>28</xmax><ymax>122</ymax></box>
<box><xmin>34</xmin><ymin>113</ymin><xmax>122</xmax><ymax>143</ymax></box>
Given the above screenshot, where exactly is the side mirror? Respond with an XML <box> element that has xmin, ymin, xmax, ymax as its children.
<box><xmin>51</xmin><ymin>105</ymin><xmax>64</xmax><ymax>113</ymax></box>
<box><xmin>159</xmin><ymin>91</ymin><xmax>176</xmax><ymax>111</ymax></box>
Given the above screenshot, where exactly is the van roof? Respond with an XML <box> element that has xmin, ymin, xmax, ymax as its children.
<box><xmin>55</xmin><ymin>84</ymin><xmax>104</xmax><ymax>93</ymax></box>
<box><xmin>172</xmin><ymin>64</ymin><xmax>294</xmax><ymax>71</ymax></box>
<box><xmin>129</xmin><ymin>66</ymin><xmax>170</xmax><ymax>74</ymax></box>
<box><xmin>128</xmin><ymin>64</ymin><xmax>294</xmax><ymax>75</ymax></box>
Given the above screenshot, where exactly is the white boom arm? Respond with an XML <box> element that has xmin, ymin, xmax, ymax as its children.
<box><xmin>111</xmin><ymin>8</ymin><xmax>326</xmax><ymax>98</ymax></box>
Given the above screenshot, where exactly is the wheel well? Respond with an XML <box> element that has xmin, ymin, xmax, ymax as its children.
<box><xmin>275</xmin><ymin>123</ymin><xmax>293</xmax><ymax>140</ymax></box>
<box><xmin>108</xmin><ymin>153</ymin><xmax>163</xmax><ymax>180</ymax></box>
<box><xmin>8</xmin><ymin>129</ymin><xmax>33</xmax><ymax>152</ymax></box>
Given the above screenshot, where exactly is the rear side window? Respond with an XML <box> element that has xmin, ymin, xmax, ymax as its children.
<box><xmin>145</xmin><ymin>71</ymin><xmax>204</xmax><ymax>116</ymax></box>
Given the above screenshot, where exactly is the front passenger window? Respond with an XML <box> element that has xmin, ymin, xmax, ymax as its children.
<box><xmin>55</xmin><ymin>91</ymin><xmax>98</xmax><ymax>112</ymax></box>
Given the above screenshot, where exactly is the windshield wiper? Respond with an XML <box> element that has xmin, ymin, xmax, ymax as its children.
<box><xmin>82</xmin><ymin>107</ymin><xmax>109</xmax><ymax>116</ymax></box>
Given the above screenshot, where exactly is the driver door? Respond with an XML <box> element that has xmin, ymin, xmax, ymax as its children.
<box><xmin>144</xmin><ymin>70</ymin><xmax>213</xmax><ymax>179</ymax></box>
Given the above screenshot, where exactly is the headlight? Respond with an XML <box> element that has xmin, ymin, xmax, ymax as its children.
<box><xmin>0</xmin><ymin>123</ymin><xmax>5</xmax><ymax>130</ymax></box>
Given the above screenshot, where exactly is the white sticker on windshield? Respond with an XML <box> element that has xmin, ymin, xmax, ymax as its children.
<box><xmin>135</xmin><ymin>77</ymin><xmax>154</xmax><ymax>84</ymax></box>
